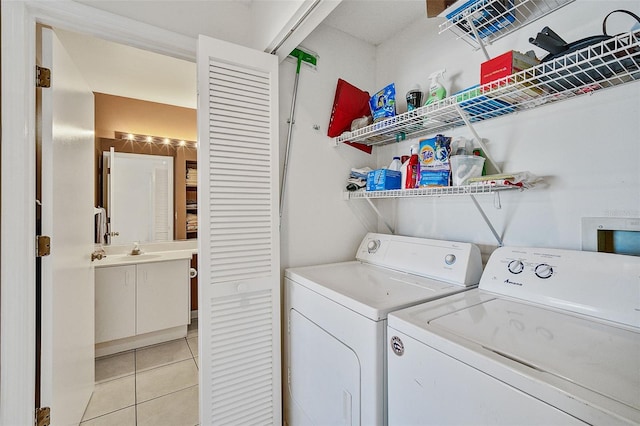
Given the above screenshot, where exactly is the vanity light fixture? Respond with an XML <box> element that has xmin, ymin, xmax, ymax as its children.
<box><xmin>115</xmin><ymin>131</ymin><xmax>197</xmax><ymax>149</ymax></box>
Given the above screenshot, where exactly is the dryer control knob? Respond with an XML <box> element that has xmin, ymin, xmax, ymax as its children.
<box><xmin>507</xmin><ymin>260</ymin><xmax>525</xmax><ymax>274</ymax></box>
<box><xmin>445</xmin><ymin>254</ymin><xmax>456</xmax><ymax>265</ymax></box>
<box><xmin>535</xmin><ymin>263</ymin><xmax>554</xmax><ymax>279</ymax></box>
<box><xmin>367</xmin><ymin>239</ymin><xmax>381</xmax><ymax>253</ymax></box>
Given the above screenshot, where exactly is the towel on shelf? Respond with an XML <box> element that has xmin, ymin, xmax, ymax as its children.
<box><xmin>186</xmin><ymin>168</ymin><xmax>198</xmax><ymax>186</ymax></box>
<box><xmin>350</xmin><ymin>167</ymin><xmax>372</xmax><ymax>180</ymax></box>
<box><xmin>186</xmin><ymin>213</ymin><xmax>198</xmax><ymax>231</ymax></box>
<box><xmin>346</xmin><ymin>167</ymin><xmax>372</xmax><ymax>191</ymax></box>
<box><xmin>94</xmin><ymin>207</ymin><xmax>107</xmax><ymax>245</ymax></box>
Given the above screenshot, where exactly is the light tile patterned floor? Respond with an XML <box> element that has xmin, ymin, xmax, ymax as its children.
<box><xmin>81</xmin><ymin>320</ymin><xmax>199</xmax><ymax>426</ymax></box>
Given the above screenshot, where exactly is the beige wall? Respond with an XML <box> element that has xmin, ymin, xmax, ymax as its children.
<box><xmin>94</xmin><ymin>93</ymin><xmax>197</xmax><ymax>240</ymax></box>
<box><xmin>94</xmin><ymin>92</ymin><xmax>196</xmax><ymax>141</ymax></box>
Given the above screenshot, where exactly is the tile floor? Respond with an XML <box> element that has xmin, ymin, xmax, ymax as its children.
<box><xmin>80</xmin><ymin>320</ymin><xmax>199</xmax><ymax>426</ymax></box>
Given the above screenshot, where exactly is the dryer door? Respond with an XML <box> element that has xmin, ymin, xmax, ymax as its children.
<box><xmin>289</xmin><ymin>309</ymin><xmax>360</xmax><ymax>425</ymax></box>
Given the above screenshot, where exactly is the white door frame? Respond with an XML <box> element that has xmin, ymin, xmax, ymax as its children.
<box><xmin>0</xmin><ymin>3</ymin><xmax>196</xmax><ymax>424</ymax></box>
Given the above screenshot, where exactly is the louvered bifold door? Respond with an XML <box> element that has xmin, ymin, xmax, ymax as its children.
<box><xmin>197</xmin><ymin>36</ymin><xmax>281</xmax><ymax>426</ymax></box>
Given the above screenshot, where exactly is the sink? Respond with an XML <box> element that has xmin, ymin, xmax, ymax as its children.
<box><xmin>124</xmin><ymin>253</ymin><xmax>162</xmax><ymax>261</ymax></box>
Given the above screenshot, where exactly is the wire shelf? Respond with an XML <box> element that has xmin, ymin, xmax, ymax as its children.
<box><xmin>438</xmin><ymin>0</ymin><xmax>575</xmax><ymax>50</ymax></box>
<box><xmin>335</xmin><ymin>29</ymin><xmax>640</xmax><ymax>147</ymax></box>
<box><xmin>345</xmin><ymin>183</ymin><xmax>521</xmax><ymax>200</ymax></box>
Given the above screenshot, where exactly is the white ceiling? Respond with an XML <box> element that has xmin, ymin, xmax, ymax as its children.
<box><xmin>62</xmin><ymin>0</ymin><xmax>429</xmax><ymax>109</ymax></box>
<box><xmin>322</xmin><ymin>1</ymin><xmax>426</xmax><ymax>46</ymax></box>
<box><xmin>74</xmin><ymin>0</ymin><xmax>254</xmax><ymax>46</ymax></box>
<box><xmin>56</xmin><ymin>28</ymin><xmax>197</xmax><ymax>109</ymax></box>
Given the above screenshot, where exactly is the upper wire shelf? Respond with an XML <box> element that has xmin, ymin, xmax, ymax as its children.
<box><xmin>438</xmin><ymin>0</ymin><xmax>575</xmax><ymax>50</ymax></box>
<box><xmin>335</xmin><ymin>29</ymin><xmax>640</xmax><ymax>147</ymax></box>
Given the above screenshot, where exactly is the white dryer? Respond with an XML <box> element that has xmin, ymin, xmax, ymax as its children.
<box><xmin>388</xmin><ymin>246</ymin><xmax>640</xmax><ymax>425</ymax></box>
<box><xmin>284</xmin><ymin>232</ymin><xmax>482</xmax><ymax>426</ymax></box>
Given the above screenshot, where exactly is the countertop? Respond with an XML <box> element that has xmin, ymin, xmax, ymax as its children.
<box><xmin>93</xmin><ymin>241</ymin><xmax>197</xmax><ymax>267</ymax></box>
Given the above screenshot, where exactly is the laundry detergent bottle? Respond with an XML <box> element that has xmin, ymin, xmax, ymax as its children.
<box><xmin>405</xmin><ymin>145</ymin><xmax>419</xmax><ymax>189</ymax></box>
<box><xmin>423</xmin><ymin>69</ymin><xmax>447</xmax><ymax>106</ymax></box>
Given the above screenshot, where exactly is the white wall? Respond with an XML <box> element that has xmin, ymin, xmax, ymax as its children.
<box><xmin>370</xmin><ymin>0</ymin><xmax>640</xmax><ymax>254</ymax></box>
<box><xmin>279</xmin><ymin>24</ymin><xmax>378</xmax><ymax>269</ymax></box>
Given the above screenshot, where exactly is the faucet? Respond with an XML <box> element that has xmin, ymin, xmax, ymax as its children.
<box><xmin>131</xmin><ymin>242</ymin><xmax>142</xmax><ymax>256</ymax></box>
<box><xmin>91</xmin><ymin>248</ymin><xmax>106</xmax><ymax>261</ymax></box>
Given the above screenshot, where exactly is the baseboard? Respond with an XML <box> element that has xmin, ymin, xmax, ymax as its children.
<box><xmin>95</xmin><ymin>325</ymin><xmax>187</xmax><ymax>358</ymax></box>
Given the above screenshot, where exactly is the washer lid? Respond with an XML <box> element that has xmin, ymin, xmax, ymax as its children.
<box><xmin>427</xmin><ymin>297</ymin><xmax>640</xmax><ymax>412</ymax></box>
<box><xmin>285</xmin><ymin>261</ymin><xmax>468</xmax><ymax>321</ymax></box>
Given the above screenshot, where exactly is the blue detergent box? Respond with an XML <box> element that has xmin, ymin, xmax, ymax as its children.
<box><xmin>367</xmin><ymin>169</ymin><xmax>401</xmax><ymax>191</ymax></box>
<box><xmin>418</xmin><ymin>135</ymin><xmax>451</xmax><ymax>187</ymax></box>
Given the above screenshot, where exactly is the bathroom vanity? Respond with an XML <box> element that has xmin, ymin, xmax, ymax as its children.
<box><xmin>93</xmin><ymin>245</ymin><xmax>195</xmax><ymax>357</ymax></box>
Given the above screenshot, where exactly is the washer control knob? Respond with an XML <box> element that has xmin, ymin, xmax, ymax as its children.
<box><xmin>507</xmin><ymin>260</ymin><xmax>525</xmax><ymax>274</ymax></box>
<box><xmin>445</xmin><ymin>254</ymin><xmax>456</xmax><ymax>265</ymax></box>
<box><xmin>367</xmin><ymin>239</ymin><xmax>381</xmax><ymax>253</ymax></box>
<box><xmin>535</xmin><ymin>263</ymin><xmax>554</xmax><ymax>279</ymax></box>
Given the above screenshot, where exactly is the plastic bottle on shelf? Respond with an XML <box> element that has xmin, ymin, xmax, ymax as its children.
<box><xmin>406</xmin><ymin>85</ymin><xmax>423</xmax><ymax>111</ymax></box>
<box><xmin>389</xmin><ymin>156</ymin><xmax>402</xmax><ymax>171</ymax></box>
<box><xmin>405</xmin><ymin>146</ymin><xmax>419</xmax><ymax>189</ymax></box>
<box><xmin>400</xmin><ymin>157</ymin><xmax>410</xmax><ymax>189</ymax></box>
<box><xmin>451</xmin><ymin>136</ymin><xmax>473</xmax><ymax>155</ymax></box>
<box><xmin>424</xmin><ymin>69</ymin><xmax>447</xmax><ymax>106</ymax></box>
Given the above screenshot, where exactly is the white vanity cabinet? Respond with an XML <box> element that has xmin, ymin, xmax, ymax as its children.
<box><xmin>95</xmin><ymin>265</ymin><xmax>136</xmax><ymax>344</ymax></box>
<box><xmin>136</xmin><ymin>260</ymin><xmax>190</xmax><ymax>335</ymax></box>
<box><xmin>95</xmin><ymin>259</ymin><xmax>190</xmax><ymax>350</ymax></box>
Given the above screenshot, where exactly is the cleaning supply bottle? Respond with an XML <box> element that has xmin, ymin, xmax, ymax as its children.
<box><xmin>406</xmin><ymin>84</ymin><xmax>423</xmax><ymax>111</ymax></box>
<box><xmin>389</xmin><ymin>156</ymin><xmax>402</xmax><ymax>171</ymax></box>
<box><xmin>405</xmin><ymin>145</ymin><xmax>419</xmax><ymax>189</ymax></box>
<box><xmin>400</xmin><ymin>156</ymin><xmax>409</xmax><ymax>189</ymax></box>
<box><xmin>423</xmin><ymin>69</ymin><xmax>447</xmax><ymax>106</ymax></box>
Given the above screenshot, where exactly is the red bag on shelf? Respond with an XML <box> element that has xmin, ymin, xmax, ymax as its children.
<box><xmin>327</xmin><ymin>78</ymin><xmax>373</xmax><ymax>154</ymax></box>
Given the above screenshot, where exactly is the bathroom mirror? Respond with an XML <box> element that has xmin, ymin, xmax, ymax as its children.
<box><xmin>102</xmin><ymin>150</ymin><xmax>174</xmax><ymax>245</ymax></box>
<box><xmin>94</xmin><ymin>93</ymin><xmax>198</xmax><ymax>245</ymax></box>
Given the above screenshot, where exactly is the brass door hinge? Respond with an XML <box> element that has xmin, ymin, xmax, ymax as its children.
<box><xmin>36</xmin><ymin>66</ymin><xmax>51</xmax><ymax>88</ymax></box>
<box><xmin>36</xmin><ymin>406</ymin><xmax>50</xmax><ymax>426</ymax></box>
<box><xmin>36</xmin><ymin>235</ymin><xmax>51</xmax><ymax>257</ymax></box>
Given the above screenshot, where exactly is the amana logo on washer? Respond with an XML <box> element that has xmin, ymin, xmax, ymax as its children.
<box><xmin>391</xmin><ymin>336</ymin><xmax>404</xmax><ymax>356</ymax></box>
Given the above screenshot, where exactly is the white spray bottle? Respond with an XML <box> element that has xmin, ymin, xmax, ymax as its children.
<box><xmin>424</xmin><ymin>69</ymin><xmax>447</xmax><ymax>106</ymax></box>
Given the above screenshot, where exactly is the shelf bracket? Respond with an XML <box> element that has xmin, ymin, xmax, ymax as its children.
<box><xmin>454</xmin><ymin>104</ymin><xmax>502</xmax><ymax>175</ymax></box>
<box><xmin>469</xmin><ymin>193</ymin><xmax>503</xmax><ymax>246</ymax></box>
<box><xmin>364</xmin><ymin>197</ymin><xmax>395</xmax><ymax>235</ymax></box>
<box><xmin>466</xmin><ymin>14</ymin><xmax>491</xmax><ymax>61</ymax></box>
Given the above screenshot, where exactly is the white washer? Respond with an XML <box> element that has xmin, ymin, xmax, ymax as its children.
<box><xmin>388</xmin><ymin>246</ymin><xmax>640</xmax><ymax>425</ymax></box>
<box><xmin>284</xmin><ymin>232</ymin><xmax>482</xmax><ymax>426</ymax></box>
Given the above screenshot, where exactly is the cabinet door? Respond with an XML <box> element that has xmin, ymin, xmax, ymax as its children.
<box><xmin>95</xmin><ymin>265</ymin><xmax>136</xmax><ymax>344</ymax></box>
<box><xmin>136</xmin><ymin>260</ymin><xmax>189</xmax><ymax>335</ymax></box>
